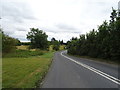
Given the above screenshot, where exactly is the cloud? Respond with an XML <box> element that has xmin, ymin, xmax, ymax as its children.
<box><xmin>1</xmin><ymin>1</ymin><xmax>36</xmax><ymax>23</ymax></box>
<box><xmin>56</xmin><ymin>23</ymin><xmax>78</xmax><ymax>30</ymax></box>
<box><xmin>1</xmin><ymin>0</ymin><xmax>37</xmax><ymax>39</ymax></box>
<box><xmin>12</xmin><ymin>30</ymin><xmax>28</xmax><ymax>41</ymax></box>
<box><xmin>1</xmin><ymin>0</ymin><xmax>119</xmax><ymax>42</ymax></box>
<box><xmin>17</xmin><ymin>29</ymin><xmax>27</xmax><ymax>31</ymax></box>
<box><xmin>46</xmin><ymin>32</ymin><xmax>80</xmax><ymax>42</ymax></box>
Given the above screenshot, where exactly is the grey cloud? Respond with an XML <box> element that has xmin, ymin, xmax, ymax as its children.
<box><xmin>73</xmin><ymin>31</ymin><xmax>81</xmax><ymax>33</ymax></box>
<box><xmin>56</xmin><ymin>23</ymin><xmax>78</xmax><ymax>30</ymax></box>
<box><xmin>48</xmin><ymin>31</ymin><xmax>81</xmax><ymax>34</ymax></box>
<box><xmin>17</xmin><ymin>29</ymin><xmax>26</xmax><ymax>31</ymax></box>
<box><xmin>19</xmin><ymin>38</ymin><xmax>28</xmax><ymax>42</ymax></box>
<box><xmin>39</xmin><ymin>26</ymin><xmax>80</xmax><ymax>34</ymax></box>
<box><xmin>1</xmin><ymin>1</ymin><xmax>37</xmax><ymax>37</ymax></box>
<box><xmin>1</xmin><ymin>1</ymin><xmax>36</xmax><ymax>23</ymax></box>
<box><xmin>1</xmin><ymin>0</ymin><xmax>118</xmax><ymax>42</ymax></box>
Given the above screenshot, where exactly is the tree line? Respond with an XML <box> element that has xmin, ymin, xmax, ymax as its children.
<box><xmin>67</xmin><ymin>8</ymin><xmax>120</xmax><ymax>61</ymax></box>
<box><xmin>26</xmin><ymin>28</ymin><xmax>66</xmax><ymax>51</ymax></box>
<box><xmin>1</xmin><ymin>27</ymin><xmax>66</xmax><ymax>55</ymax></box>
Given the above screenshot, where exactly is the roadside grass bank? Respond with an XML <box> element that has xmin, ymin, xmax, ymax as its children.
<box><xmin>68</xmin><ymin>54</ymin><xmax>119</xmax><ymax>65</ymax></box>
<box><xmin>3</xmin><ymin>49</ymin><xmax>44</xmax><ymax>58</ymax></box>
<box><xmin>2</xmin><ymin>48</ymin><xmax>54</xmax><ymax>88</ymax></box>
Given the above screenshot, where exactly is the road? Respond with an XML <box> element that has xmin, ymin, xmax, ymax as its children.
<box><xmin>42</xmin><ymin>51</ymin><xmax>120</xmax><ymax>88</ymax></box>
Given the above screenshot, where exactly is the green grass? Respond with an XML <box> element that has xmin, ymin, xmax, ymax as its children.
<box><xmin>0</xmin><ymin>33</ymin><xmax>1</xmax><ymax>89</ymax></box>
<box><xmin>2</xmin><ymin>51</ymin><xmax>54</xmax><ymax>88</ymax></box>
<box><xmin>3</xmin><ymin>50</ymin><xmax>44</xmax><ymax>58</ymax></box>
<box><xmin>41</xmin><ymin>51</ymin><xmax>54</xmax><ymax>58</ymax></box>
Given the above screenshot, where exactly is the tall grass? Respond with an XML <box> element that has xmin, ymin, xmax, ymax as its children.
<box><xmin>16</xmin><ymin>45</ymin><xmax>29</xmax><ymax>50</ymax></box>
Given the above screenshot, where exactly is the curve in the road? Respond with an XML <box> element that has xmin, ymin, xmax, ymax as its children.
<box><xmin>61</xmin><ymin>51</ymin><xmax>120</xmax><ymax>85</ymax></box>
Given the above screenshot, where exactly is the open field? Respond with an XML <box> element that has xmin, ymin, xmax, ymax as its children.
<box><xmin>16</xmin><ymin>45</ymin><xmax>29</xmax><ymax>50</ymax></box>
<box><xmin>2</xmin><ymin>49</ymin><xmax>54</xmax><ymax>88</ymax></box>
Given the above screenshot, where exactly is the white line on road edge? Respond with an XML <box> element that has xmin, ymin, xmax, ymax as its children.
<box><xmin>61</xmin><ymin>51</ymin><xmax>120</xmax><ymax>85</ymax></box>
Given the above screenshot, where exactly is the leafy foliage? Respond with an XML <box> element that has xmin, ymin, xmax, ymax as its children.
<box><xmin>53</xmin><ymin>41</ymin><xmax>60</xmax><ymax>51</ymax></box>
<box><xmin>21</xmin><ymin>42</ymin><xmax>31</xmax><ymax>45</ymax></box>
<box><xmin>67</xmin><ymin>8</ymin><xmax>120</xmax><ymax>61</ymax></box>
<box><xmin>27</xmin><ymin>28</ymin><xmax>48</xmax><ymax>50</ymax></box>
<box><xmin>51</xmin><ymin>38</ymin><xmax>60</xmax><ymax>51</ymax></box>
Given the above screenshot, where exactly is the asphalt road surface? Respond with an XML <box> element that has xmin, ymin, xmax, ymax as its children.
<box><xmin>42</xmin><ymin>51</ymin><xmax>120</xmax><ymax>88</ymax></box>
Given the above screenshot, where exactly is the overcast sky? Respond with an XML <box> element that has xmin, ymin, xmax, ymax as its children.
<box><xmin>0</xmin><ymin>0</ymin><xmax>120</xmax><ymax>42</ymax></box>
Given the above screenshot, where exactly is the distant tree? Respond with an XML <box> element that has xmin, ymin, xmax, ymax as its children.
<box><xmin>27</xmin><ymin>28</ymin><xmax>48</xmax><ymax>50</ymax></box>
<box><xmin>60</xmin><ymin>40</ymin><xmax>64</xmax><ymax>45</ymax></box>
<box><xmin>21</xmin><ymin>42</ymin><xmax>31</xmax><ymax>45</ymax></box>
<box><xmin>50</xmin><ymin>37</ymin><xmax>60</xmax><ymax>51</ymax></box>
<box><xmin>53</xmin><ymin>40</ymin><xmax>60</xmax><ymax>51</ymax></box>
<box><xmin>71</xmin><ymin>37</ymin><xmax>77</xmax><ymax>41</ymax></box>
<box><xmin>51</xmin><ymin>37</ymin><xmax>56</xmax><ymax>45</ymax></box>
<box><xmin>15</xmin><ymin>39</ymin><xmax>21</xmax><ymax>46</ymax></box>
<box><xmin>51</xmin><ymin>37</ymin><xmax>56</xmax><ymax>42</ymax></box>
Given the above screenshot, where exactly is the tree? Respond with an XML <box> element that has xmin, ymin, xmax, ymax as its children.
<box><xmin>67</xmin><ymin>8</ymin><xmax>120</xmax><ymax>61</ymax></box>
<box><xmin>51</xmin><ymin>37</ymin><xmax>56</xmax><ymax>42</ymax></box>
<box><xmin>60</xmin><ymin>40</ymin><xmax>64</xmax><ymax>45</ymax></box>
<box><xmin>110</xmin><ymin>7</ymin><xmax>117</xmax><ymax>24</ymax></box>
<box><xmin>27</xmin><ymin>28</ymin><xmax>48</xmax><ymax>50</ymax></box>
<box><xmin>53</xmin><ymin>40</ymin><xmax>60</xmax><ymax>51</ymax></box>
<box><xmin>15</xmin><ymin>39</ymin><xmax>21</xmax><ymax>46</ymax></box>
<box><xmin>50</xmin><ymin>38</ymin><xmax>60</xmax><ymax>51</ymax></box>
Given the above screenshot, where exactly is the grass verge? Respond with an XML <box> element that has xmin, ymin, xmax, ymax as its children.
<box><xmin>3</xmin><ymin>49</ymin><xmax>44</xmax><ymax>58</ymax></box>
<box><xmin>2</xmin><ymin>51</ymin><xmax>54</xmax><ymax>88</ymax></box>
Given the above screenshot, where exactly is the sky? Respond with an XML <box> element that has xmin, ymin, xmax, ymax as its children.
<box><xmin>0</xmin><ymin>0</ymin><xmax>120</xmax><ymax>42</ymax></box>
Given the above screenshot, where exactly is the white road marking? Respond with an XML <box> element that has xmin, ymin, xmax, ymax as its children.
<box><xmin>61</xmin><ymin>51</ymin><xmax>120</xmax><ymax>85</ymax></box>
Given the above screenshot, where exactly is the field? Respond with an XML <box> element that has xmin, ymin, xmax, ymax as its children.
<box><xmin>2</xmin><ymin>45</ymin><xmax>54</xmax><ymax>88</ymax></box>
<box><xmin>16</xmin><ymin>45</ymin><xmax>29</xmax><ymax>50</ymax></box>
